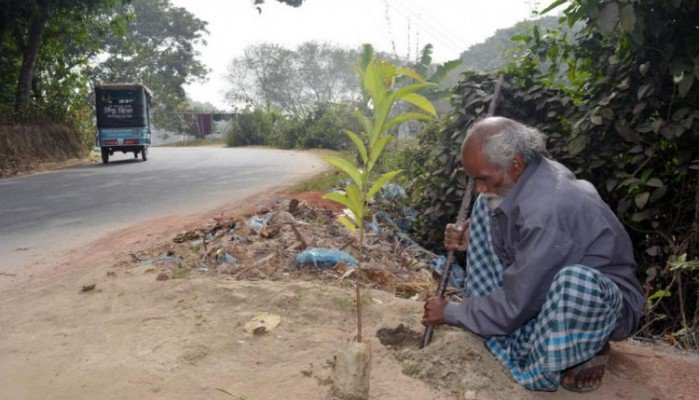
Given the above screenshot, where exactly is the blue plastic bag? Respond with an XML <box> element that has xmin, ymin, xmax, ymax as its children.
<box><xmin>295</xmin><ymin>248</ymin><xmax>359</xmax><ymax>269</ymax></box>
<box><xmin>429</xmin><ymin>255</ymin><xmax>466</xmax><ymax>290</ymax></box>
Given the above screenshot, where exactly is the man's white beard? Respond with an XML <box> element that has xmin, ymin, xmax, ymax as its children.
<box><xmin>483</xmin><ymin>193</ymin><xmax>503</xmax><ymax>209</ymax></box>
<box><xmin>482</xmin><ymin>172</ymin><xmax>515</xmax><ymax>209</ymax></box>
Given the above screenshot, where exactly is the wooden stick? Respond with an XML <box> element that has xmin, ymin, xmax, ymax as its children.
<box><xmin>289</xmin><ymin>224</ymin><xmax>309</xmax><ymax>249</ymax></box>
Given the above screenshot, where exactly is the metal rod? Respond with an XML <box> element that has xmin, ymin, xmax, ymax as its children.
<box><xmin>420</xmin><ymin>75</ymin><xmax>505</xmax><ymax>349</ymax></box>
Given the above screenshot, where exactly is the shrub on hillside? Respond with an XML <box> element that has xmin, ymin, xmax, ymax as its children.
<box><xmin>226</xmin><ymin>108</ymin><xmax>279</xmax><ymax>147</ymax></box>
<box><xmin>296</xmin><ymin>103</ymin><xmax>359</xmax><ymax>150</ymax></box>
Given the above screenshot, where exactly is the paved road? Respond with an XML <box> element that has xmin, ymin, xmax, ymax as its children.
<box><xmin>0</xmin><ymin>147</ymin><xmax>323</xmax><ymax>270</ymax></box>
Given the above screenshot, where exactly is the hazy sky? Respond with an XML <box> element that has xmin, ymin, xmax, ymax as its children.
<box><xmin>170</xmin><ymin>0</ymin><xmax>545</xmax><ymax>110</ymax></box>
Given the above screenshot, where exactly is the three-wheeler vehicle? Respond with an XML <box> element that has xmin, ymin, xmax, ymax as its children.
<box><xmin>95</xmin><ymin>83</ymin><xmax>152</xmax><ymax>164</ymax></box>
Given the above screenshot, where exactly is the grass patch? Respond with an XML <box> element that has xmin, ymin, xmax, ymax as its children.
<box><xmin>287</xmin><ymin>148</ymin><xmax>354</xmax><ymax>193</ymax></box>
<box><xmin>172</xmin><ymin>267</ymin><xmax>190</xmax><ymax>279</ymax></box>
<box><xmin>162</xmin><ymin>138</ymin><xmax>225</xmax><ymax>147</ymax></box>
<box><xmin>288</xmin><ymin>170</ymin><xmax>343</xmax><ymax>193</ymax></box>
<box><xmin>402</xmin><ymin>363</ymin><xmax>421</xmax><ymax>376</ymax></box>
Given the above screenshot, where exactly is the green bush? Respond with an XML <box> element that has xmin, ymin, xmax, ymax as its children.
<box><xmin>226</xmin><ymin>103</ymin><xmax>361</xmax><ymax>150</ymax></box>
<box><xmin>297</xmin><ymin>103</ymin><xmax>358</xmax><ymax>150</ymax></box>
<box><xmin>226</xmin><ymin>108</ymin><xmax>279</xmax><ymax>146</ymax></box>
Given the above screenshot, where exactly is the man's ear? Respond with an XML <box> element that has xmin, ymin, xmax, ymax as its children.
<box><xmin>511</xmin><ymin>154</ymin><xmax>526</xmax><ymax>179</ymax></box>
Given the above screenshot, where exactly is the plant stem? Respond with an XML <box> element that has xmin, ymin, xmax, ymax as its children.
<box><xmin>676</xmin><ymin>270</ymin><xmax>687</xmax><ymax>329</ymax></box>
<box><xmin>356</xmin><ymin>228</ymin><xmax>364</xmax><ymax>343</ymax></box>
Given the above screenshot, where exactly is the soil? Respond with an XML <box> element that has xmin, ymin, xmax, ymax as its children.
<box><xmin>1</xmin><ymin>191</ymin><xmax>698</xmax><ymax>400</ymax></box>
<box><xmin>0</xmin><ymin>120</ymin><xmax>88</xmax><ymax>177</ymax></box>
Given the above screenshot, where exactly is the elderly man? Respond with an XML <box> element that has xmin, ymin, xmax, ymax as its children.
<box><xmin>422</xmin><ymin>117</ymin><xmax>644</xmax><ymax>392</ymax></box>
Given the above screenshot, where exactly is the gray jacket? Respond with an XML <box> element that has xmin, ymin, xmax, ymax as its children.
<box><xmin>444</xmin><ymin>156</ymin><xmax>644</xmax><ymax>339</ymax></box>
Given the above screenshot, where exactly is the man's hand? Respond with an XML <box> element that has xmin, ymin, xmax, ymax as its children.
<box><xmin>444</xmin><ymin>221</ymin><xmax>469</xmax><ymax>251</ymax></box>
<box><xmin>422</xmin><ymin>296</ymin><xmax>449</xmax><ymax>326</ymax></box>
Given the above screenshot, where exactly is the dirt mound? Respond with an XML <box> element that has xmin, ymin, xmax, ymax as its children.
<box><xmin>377</xmin><ymin>324</ymin><xmax>519</xmax><ymax>399</ymax></box>
<box><xmin>0</xmin><ymin>119</ymin><xmax>86</xmax><ymax>177</ymax></box>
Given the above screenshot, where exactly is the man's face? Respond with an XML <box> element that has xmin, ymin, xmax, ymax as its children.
<box><xmin>461</xmin><ymin>139</ymin><xmax>517</xmax><ymax>207</ymax></box>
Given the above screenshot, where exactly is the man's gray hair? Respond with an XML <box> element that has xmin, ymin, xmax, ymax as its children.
<box><xmin>465</xmin><ymin>117</ymin><xmax>547</xmax><ymax>169</ymax></box>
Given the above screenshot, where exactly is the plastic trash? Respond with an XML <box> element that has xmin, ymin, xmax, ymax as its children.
<box><xmin>249</xmin><ymin>213</ymin><xmax>273</xmax><ymax>234</ymax></box>
<box><xmin>219</xmin><ymin>252</ymin><xmax>238</xmax><ymax>266</ymax></box>
<box><xmin>376</xmin><ymin>182</ymin><xmax>407</xmax><ymax>202</ymax></box>
<box><xmin>367</xmin><ymin>214</ymin><xmax>383</xmax><ymax>233</ymax></box>
<box><xmin>429</xmin><ymin>256</ymin><xmax>466</xmax><ymax>290</ymax></box>
<box><xmin>198</xmin><ymin>267</ymin><xmax>209</xmax><ymax>273</ymax></box>
<box><xmin>295</xmin><ymin>248</ymin><xmax>359</xmax><ymax>269</ymax></box>
<box><xmin>137</xmin><ymin>255</ymin><xmax>179</xmax><ymax>267</ymax></box>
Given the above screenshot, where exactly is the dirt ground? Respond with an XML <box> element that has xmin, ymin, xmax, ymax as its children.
<box><xmin>1</xmin><ymin>191</ymin><xmax>698</xmax><ymax>400</ymax></box>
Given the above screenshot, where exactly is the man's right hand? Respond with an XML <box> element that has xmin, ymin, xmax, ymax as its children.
<box><xmin>444</xmin><ymin>221</ymin><xmax>469</xmax><ymax>251</ymax></box>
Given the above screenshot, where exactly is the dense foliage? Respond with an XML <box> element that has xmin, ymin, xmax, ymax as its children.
<box><xmin>0</xmin><ymin>0</ymin><xmax>208</xmax><ymax>140</ymax></box>
<box><xmin>406</xmin><ymin>0</ymin><xmax>698</xmax><ymax>347</ymax></box>
<box><xmin>0</xmin><ymin>0</ymin><xmax>123</xmax><ymax>120</ymax></box>
<box><xmin>226</xmin><ymin>103</ymin><xmax>361</xmax><ymax>150</ymax></box>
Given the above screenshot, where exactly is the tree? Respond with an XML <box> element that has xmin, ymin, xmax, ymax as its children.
<box><xmin>0</xmin><ymin>0</ymin><xmax>121</xmax><ymax>114</ymax></box>
<box><xmin>226</xmin><ymin>42</ymin><xmax>361</xmax><ymax>114</ymax></box>
<box><xmin>93</xmin><ymin>0</ymin><xmax>208</xmax><ymax>131</ymax></box>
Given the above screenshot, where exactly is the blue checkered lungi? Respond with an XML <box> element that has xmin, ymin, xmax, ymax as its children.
<box><xmin>465</xmin><ymin>195</ymin><xmax>623</xmax><ymax>391</ymax></box>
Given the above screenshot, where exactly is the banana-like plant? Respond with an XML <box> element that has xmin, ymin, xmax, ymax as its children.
<box><xmin>323</xmin><ymin>56</ymin><xmax>436</xmax><ymax>341</ymax></box>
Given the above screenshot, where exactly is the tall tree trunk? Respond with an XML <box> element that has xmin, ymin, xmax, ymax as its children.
<box><xmin>31</xmin><ymin>75</ymin><xmax>43</xmax><ymax>102</ymax></box>
<box><xmin>15</xmin><ymin>15</ymin><xmax>46</xmax><ymax>114</ymax></box>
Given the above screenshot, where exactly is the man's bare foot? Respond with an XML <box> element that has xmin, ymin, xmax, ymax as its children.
<box><xmin>560</xmin><ymin>343</ymin><xmax>610</xmax><ymax>392</ymax></box>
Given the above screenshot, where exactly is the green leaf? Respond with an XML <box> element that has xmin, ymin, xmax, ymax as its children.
<box><xmin>369</xmin><ymin>135</ymin><xmax>392</xmax><ymax>166</ymax></box>
<box><xmin>568</xmin><ymin>135</ymin><xmax>587</xmax><ymax>156</ymax></box>
<box><xmin>678</xmin><ymin>74</ymin><xmax>694</xmax><ymax>98</ymax></box>
<box><xmin>374</xmin><ymin>98</ymin><xmax>393</xmax><ymax>137</ymax></box>
<box><xmin>647</xmin><ymin>290</ymin><xmax>671</xmax><ymax>301</ymax></box>
<box><xmin>363</xmin><ymin>60</ymin><xmax>384</xmax><ymax>105</ymax></box>
<box><xmin>399</xmin><ymin>93</ymin><xmax>437</xmax><ymax>116</ymax></box>
<box><xmin>645</xmin><ymin>178</ymin><xmax>664</xmax><ymax>188</ymax></box>
<box><xmin>510</xmin><ymin>34</ymin><xmax>531</xmax><ymax>42</ymax></box>
<box><xmin>383</xmin><ymin>112</ymin><xmax>433</xmax><ymax>132</ymax></box>
<box><xmin>631</xmin><ymin>211</ymin><xmax>649</xmax><ymax>222</ymax></box>
<box><xmin>637</xmin><ymin>84</ymin><xmax>651</xmax><ymax>99</ymax></box>
<box><xmin>344</xmin><ymin>129</ymin><xmax>368</xmax><ymax>164</ymax></box>
<box><xmin>619</xmin><ymin>5</ymin><xmax>636</xmax><ymax>33</ymax></box>
<box><xmin>540</xmin><ymin>0</ymin><xmax>567</xmax><ymax>15</ymax></box>
<box><xmin>634</xmin><ymin>192</ymin><xmax>650</xmax><ymax>209</ymax></box>
<box><xmin>323</xmin><ymin>192</ymin><xmax>355</xmax><ymax>213</ymax></box>
<box><xmin>388</xmin><ymin>83</ymin><xmax>431</xmax><ymax>110</ymax></box>
<box><xmin>367</xmin><ymin>170</ymin><xmax>402</xmax><ymax>200</ymax></box>
<box><xmin>395</xmin><ymin>67</ymin><xmax>425</xmax><ymax>83</ymax></box>
<box><xmin>336</xmin><ymin>215</ymin><xmax>356</xmax><ymax>234</ymax></box>
<box><xmin>670</xmin><ymin>255</ymin><xmax>699</xmax><ymax>271</ymax></box>
<box><xmin>353</xmin><ymin>111</ymin><xmax>373</xmax><ymax>137</ymax></box>
<box><xmin>324</xmin><ymin>156</ymin><xmax>363</xmax><ymax>188</ymax></box>
<box><xmin>345</xmin><ymin>183</ymin><xmax>364</xmax><ymax>222</ymax></box>
<box><xmin>596</xmin><ymin>2</ymin><xmax>619</xmax><ymax>35</ymax></box>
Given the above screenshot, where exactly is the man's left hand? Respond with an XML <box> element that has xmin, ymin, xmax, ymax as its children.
<box><xmin>422</xmin><ymin>296</ymin><xmax>448</xmax><ymax>326</ymax></box>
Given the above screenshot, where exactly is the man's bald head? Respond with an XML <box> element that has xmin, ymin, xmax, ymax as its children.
<box><xmin>461</xmin><ymin>117</ymin><xmax>546</xmax><ymax>171</ymax></box>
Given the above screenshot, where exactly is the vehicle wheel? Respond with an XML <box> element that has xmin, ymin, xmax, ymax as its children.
<box><xmin>141</xmin><ymin>146</ymin><xmax>148</xmax><ymax>161</ymax></box>
<box><xmin>101</xmin><ymin>148</ymin><xmax>109</xmax><ymax>164</ymax></box>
